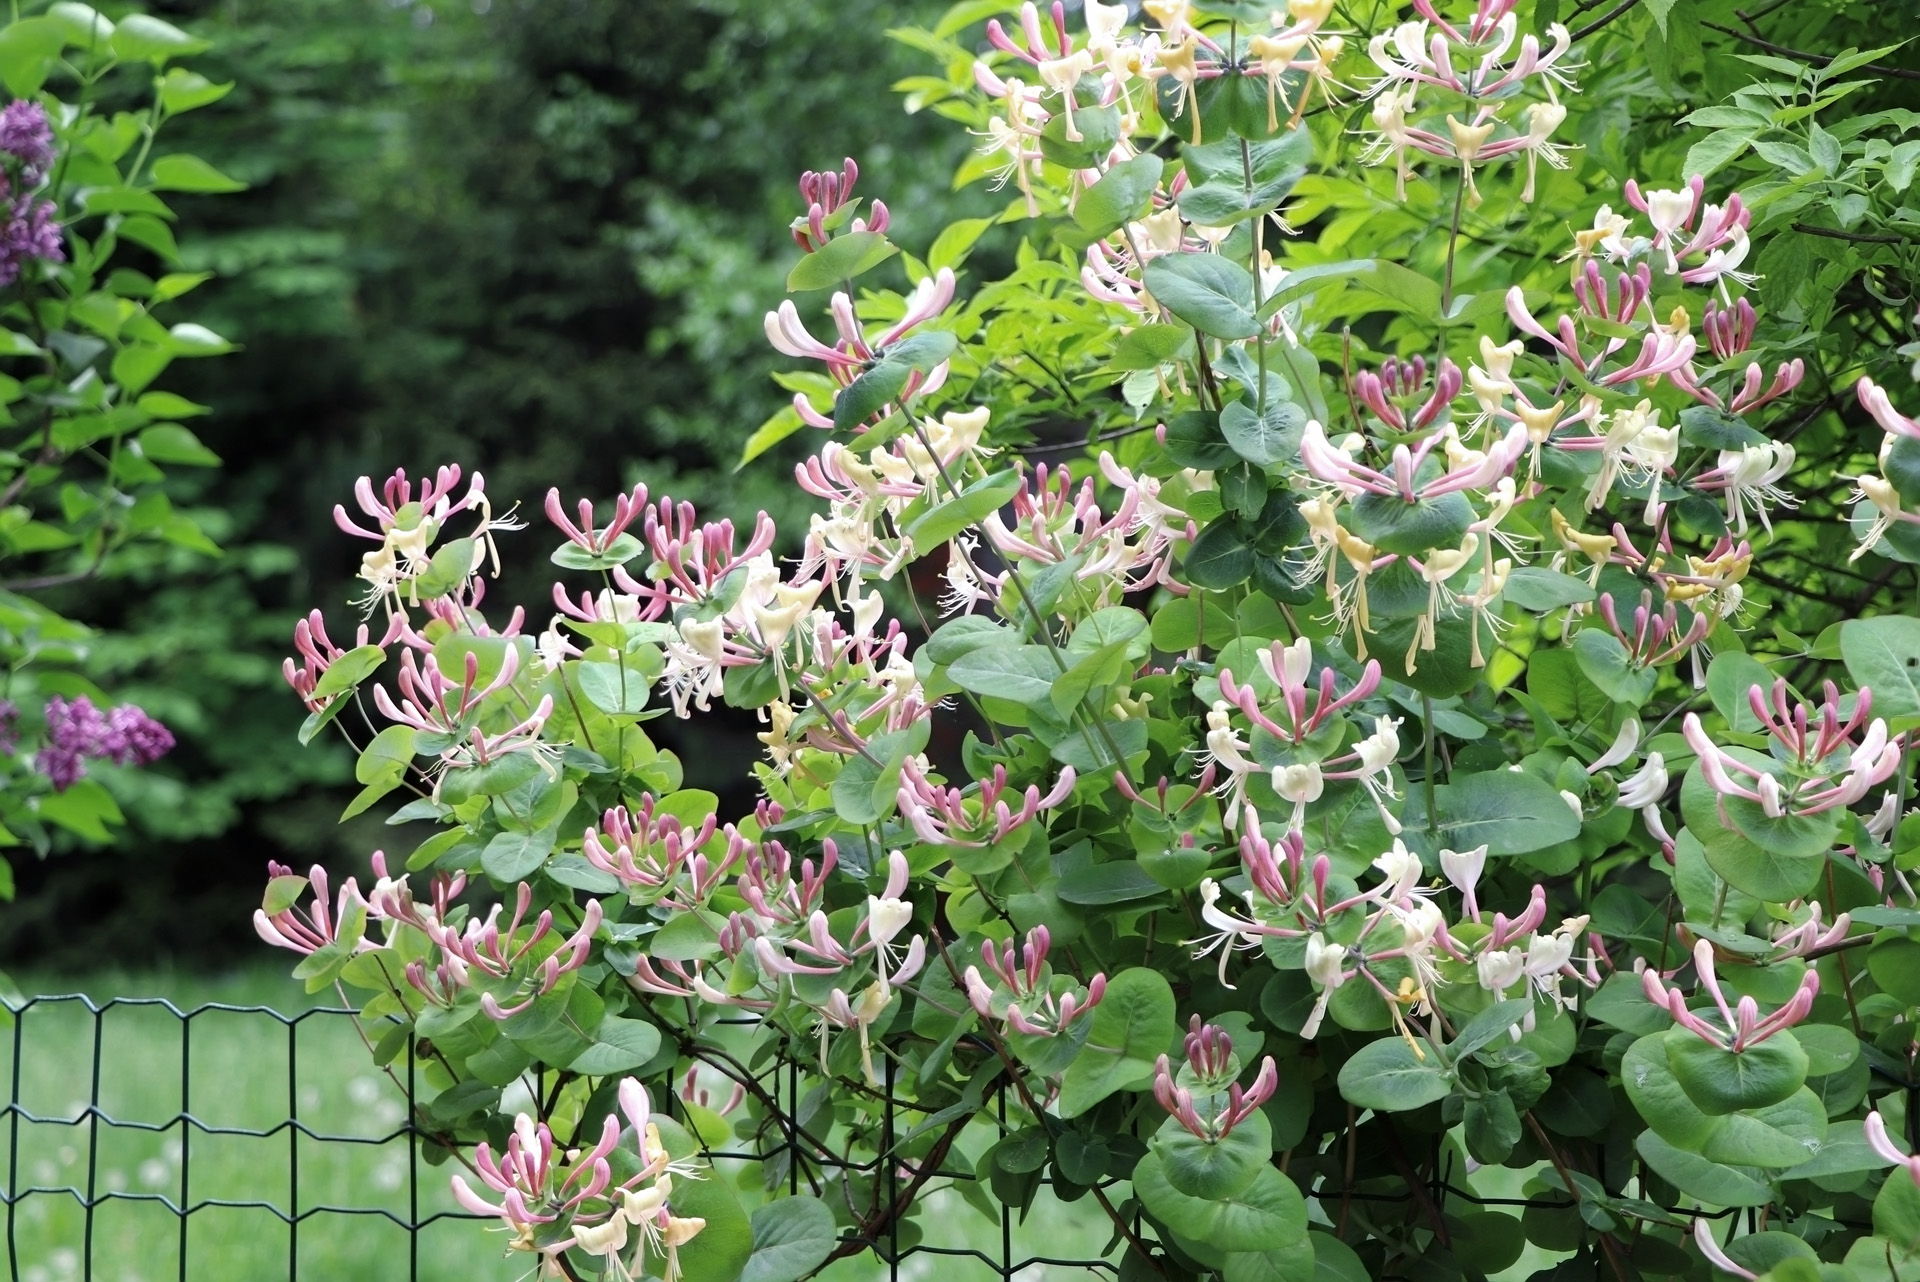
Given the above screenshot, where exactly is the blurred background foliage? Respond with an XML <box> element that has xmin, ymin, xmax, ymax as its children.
<box><xmin>0</xmin><ymin>0</ymin><xmax>983</xmax><ymax>966</ymax></box>
<box><xmin>0</xmin><ymin>0</ymin><xmax>1914</xmax><ymax>967</ymax></box>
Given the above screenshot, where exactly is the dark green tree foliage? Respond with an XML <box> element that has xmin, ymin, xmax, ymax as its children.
<box><xmin>0</xmin><ymin>0</ymin><xmax>977</xmax><ymax>966</ymax></box>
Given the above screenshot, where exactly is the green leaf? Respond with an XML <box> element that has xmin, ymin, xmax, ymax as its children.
<box><xmin>568</xmin><ymin>1015</ymin><xmax>661</xmax><ymax>1076</ymax></box>
<box><xmin>948</xmin><ymin>644</ymin><xmax>1061</xmax><ymax>708</ymax></box>
<box><xmin>1633</xmin><ymin>1131</ymin><xmax>1771</xmax><ymax>1207</ymax></box>
<box><xmin>1572</xmin><ymin>629</ymin><xmax>1657</xmax><ymax>705</ymax></box>
<box><xmin>110</xmin><ymin>12</ymin><xmax>210</xmax><ymax>62</ymax></box>
<box><xmin>1448</xmin><ymin>999</ymin><xmax>1537</xmax><ymax>1060</ymax></box>
<box><xmin>903</xmin><ymin>469</ymin><xmax>1020</xmax><ymax>549</ymax></box>
<box><xmin>1186</xmin><ymin>518</ymin><xmax>1254</xmax><ymax>589</ymax></box>
<box><xmin>157</xmin><ymin>68</ymin><xmax>234</xmax><ymax>114</ymax></box>
<box><xmin>309</xmin><ymin>645</ymin><xmax>386</xmax><ymax>700</ymax></box>
<box><xmin>1144</xmin><ymin>254</ymin><xmax>1258</xmax><ymax>340</ymax></box>
<box><xmin>927</xmin><ymin>216</ymin><xmax>995</xmax><ymax>272</ymax></box>
<box><xmin>743</xmin><ymin>1197</ymin><xmax>839</xmax><ymax>1282</ymax></box>
<box><xmin>1621</xmin><ymin>1033</ymin><xmax>1719</xmax><ymax>1150</ymax></box>
<box><xmin>1500</xmin><ymin>568</ymin><xmax>1594</xmax><ymax>612</ymax></box>
<box><xmin>653</xmin><ymin>1120</ymin><xmax>753</xmax><ymax>1281</ymax></box>
<box><xmin>739</xmin><ymin>404</ymin><xmax>805</xmax><ymax>469</ymax></box>
<box><xmin>1681</xmin><ymin>765</ymin><xmax>1829</xmax><ymax>901</ymax></box>
<box><xmin>1109</xmin><ymin>324</ymin><xmax>1196</xmax><ymax>372</ymax></box>
<box><xmin>136</xmin><ymin>423</ymin><xmax>220</xmax><ymax>466</ymax></box>
<box><xmin>1057</xmin><ymin>860</ymin><xmax>1166</xmax><ymax>906</ymax></box>
<box><xmin>1221</xmin><ymin>397</ymin><xmax>1307</xmax><ymax>467</ymax></box>
<box><xmin>1699</xmin><ymin>1087</ymin><xmax>1827</xmax><ymax>1168</ymax></box>
<box><xmin>1155</xmin><ymin>1111</ymin><xmax>1272</xmax><ymax>1200</ymax></box>
<box><xmin>481</xmin><ymin>824</ymin><xmax>558</xmax><ymax>883</ymax></box>
<box><xmin>0</xmin><ymin>18</ymin><xmax>65</xmax><ymax>97</ymax></box>
<box><xmin>1075</xmin><ymin>154</ymin><xmax>1163</xmax><ymax>238</ymax></box>
<box><xmin>1664</xmin><ymin>1029</ymin><xmax>1808</xmax><ymax>1115</ymax></box>
<box><xmin>786</xmin><ymin>230</ymin><xmax>898</xmax><ymax>292</ymax></box>
<box><xmin>1135</xmin><ymin>1156</ymin><xmax>1307</xmax><ymax>1253</ymax></box>
<box><xmin>1841</xmin><ymin>617</ymin><xmax>1920</xmax><ymax>723</ymax></box>
<box><xmin>576</xmin><ymin>660</ymin><xmax>649</xmax><ymax>716</ymax></box>
<box><xmin>1431</xmin><ymin>770</ymin><xmax>1581</xmax><ymax>856</ymax></box>
<box><xmin>1058</xmin><ymin>967</ymin><xmax>1178</xmax><ymax>1117</ymax></box>
<box><xmin>1336</xmin><ymin>1036</ymin><xmax>1451</xmax><ymax>1112</ymax></box>
<box><xmin>832</xmin><ymin>330</ymin><xmax>956</xmax><ymax>430</ymax></box>
<box><xmin>1348</xmin><ymin>491</ymin><xmax>1474</xmax><ymax>557</ymax></box>
<box><xmin>148</xmin><ymin>154</ymin><xmax>247</xmax><ymax>194</ymax></box>
<box><xmin>1707</xmin><ymin>651</ymin><xmax>1775</xmax><ymax>734</ymax></box>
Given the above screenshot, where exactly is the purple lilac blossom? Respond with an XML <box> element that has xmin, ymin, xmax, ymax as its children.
<box><xmin>0</xmin><ymin>101</ymin><xmax>55</xmax><ymax>179</ymax></box>
<box><xmin>102</xmin><ymin>703</ymin><xmax>174</xmax><ymax>766</ymax></box>
<box><xmin>33</xmin><ymin>695</ymin><xmax>174</xmax><ymax>791</ymax></box>
<box><xmin>0</xmin><ymin>101</ymin><xmax>60</xmax><ymax>287</ymax></box>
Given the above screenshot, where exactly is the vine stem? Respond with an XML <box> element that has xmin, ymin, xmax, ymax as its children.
<box><xmin>1421</xmin><ymin>693</ymin><xmax>1439</xmax><ymax>838</ymax></box>
<box><xmin>1441</xmin><ymin>167</ymin><xmax>1467</xmax><ymax>317</ymax></box>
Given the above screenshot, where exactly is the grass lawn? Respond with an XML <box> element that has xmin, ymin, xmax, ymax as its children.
<box><xmin>1</xmin><ymin>970</ymin><xmax>1123</xmax><ymax>1282</ymax></box>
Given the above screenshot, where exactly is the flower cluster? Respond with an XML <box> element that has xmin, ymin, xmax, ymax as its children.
<box><xmin>450</xmin><ymin>1080</ymin><xmax>705</xmax><ymax>1280</ymax></box>
<box><xmin>1361</xmin><ymin>0</ymin><xmax>1578</xmax><ymax>202</ymax></box>
<box><xmin>35</xmin><ymin>695</ymin><xmax>173</xmax><ymax>792</ymax></box>
<box><xmin>0</xmin><ymin>100</ymin><xmax>62</xmax><ymax>286</ymax></box>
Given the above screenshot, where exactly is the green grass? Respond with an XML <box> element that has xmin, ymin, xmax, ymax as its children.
<box><xmin>2</xmin><ymin>969</ymin><xmax>519</xmax><ymax>1282</ymax></box>
<box><xmin>0</xmin><ymin>971</ymin><xmax>1125</xmax><ymax>1282</ymax></box>
<box><xmin>3</xmin><ymin>970</ymin><xmax>1576</xmax><ymax>1282</ymax></box>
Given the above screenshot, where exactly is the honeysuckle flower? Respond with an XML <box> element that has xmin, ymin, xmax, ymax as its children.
<box><xmin>582</xmin><ymin>799</ymin><xmax>729</xmax><ymax>909</ymax></box>
<box><xmin>762</xmin><ymin>269</ymin><xmax>956</xmax><ymax>407</ymax></box>
<box><xmin>1769</xmin><ymin>905</ymin><xmax>1851</xmax><ymax>959</ymax></box>
<box><xmin>1642</xmin><ymin>938</ymin><xmax>1818</xmax><ymax>1052</ymax></box>
<box><xmin>1624</xmin><ymin>176</ymin><xmax>1702</xmax><ymax>273</ymax></box>
<box><xmin>254</xmin><ymin>861</ymin><xmax>372</xmax><ymax>957</ymax></box>
<box><xmin>1272</xmin><ymin>760</ymin><xmax>1325</xmax><ymax>828</ymax></box>
<box><xmin>1693</xmin><ymin>440</ymin><xmax>1796</xmax><ymax>535</ymax></box>
<box><xmin>1865</xmin><ymin>1112</ymin><xmax>1920</xmax><ymax>1188</ymax></box>
<box><xmin>965</xmin><ymin>925</ymin><xmax>1106</xmax><ymax>1038</ymax></box>
<box><xmin>1685</xmin><ymin>679</ymin><xmax>1902</xmax><ymax>822</ymax></box>
<box><xmin>898</xmin><ymin>760</ymin><xmax>1078</xmax><ymax>847</ymax></box>
<box><xmin>791</xmin><ymin>157</ymin><xmax>888</xmax><ymax>253</ymax></box>
<box><xmin>1300</xmin><ymin>931</ymin><xmax>1350</xmax><ymax>1039</ymax></box>
<box><xmin>1440</xmin><ymin>844</ymin><xmax>1487</xmax><ymax>921</ymax></box>
<box><xmin>1691</xmin><ymin>1218</ymin><xmax>1758</xmax><ymax>1281</ymax></box>
<box><xmin>545</xmin><ymin>482</ymin><xmax>648</xmax><ymax>557</ymax></box>
<box><xmin>1617</xmin><ymin>751</ymin><xmax>1668</xmax><ymax>813</ymax></box>
<box><xmin>1587</xmin><ymin>717</ymin><xmax>1641</xmax><ymax>774</ymax></box>
<box><xmin>1152</xmin><ymin>1031</ymin><xmax>1278</xmax><ymax>1140</ymax></box>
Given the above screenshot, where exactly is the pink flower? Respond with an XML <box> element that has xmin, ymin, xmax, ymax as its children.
<box><xmin>1640</xmin><ymin>939</ymin><xmax>1817</xmax><ymax>1052</ymax></box>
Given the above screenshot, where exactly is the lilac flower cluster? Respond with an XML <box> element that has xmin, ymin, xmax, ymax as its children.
<box><xmin>36</xmin><ymin>695</ymin><xmax>174</xmax><ymax>791</ymax></box>
<box><xmin>0</xmin><ymin>100</ymin><xmax>61</xmax><ymax>288</ymax></box>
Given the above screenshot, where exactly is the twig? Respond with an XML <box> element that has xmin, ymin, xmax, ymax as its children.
<box><xmin>1790</xmin><ymin>222</ymin><xmax>1915</xmax><ymax>246</ymax></box>
<box><xmin>1571</xmin><ymin>0</ymin><xmax>1638</xmax><ymax>41</ymax></box>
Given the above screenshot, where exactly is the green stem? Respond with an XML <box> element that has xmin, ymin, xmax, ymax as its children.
<box><xmin>1421</xmin><ymin>693</ymin><xmax>1438</xmax><ymax>838</ymax></box>
<box><xmin>1441</xmin><ymin>167</ymin><xmax>1467</xmax><ymax>317</ymax></box>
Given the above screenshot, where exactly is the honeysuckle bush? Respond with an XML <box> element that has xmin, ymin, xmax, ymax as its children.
<box><xmin>0</xmin><ymin>4</ymin><xmax>243</xmax><ymax>1008</ymax></box>
<box><xmin>256</xmin><ymin>1</ymin><xmax>1920</xmax><ymax>1280</ymax></box>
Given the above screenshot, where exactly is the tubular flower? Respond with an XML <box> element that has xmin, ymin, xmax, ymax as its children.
<box><xmin>965</xmin><ymin>925</ymin><xmax>1106</xmax><ymax>1037</ymax></box>
<box><xmin>1152</xmin><ymin>1019</ymin><xmax>1279</xmax><ymax>1141</ymax></box>
<box><xmin>1641</xmin><ymin>939</ymin><xmax>1818</xmax><ymax>1053</ymax></box>
<box><xmin>1683</xmin><ymin>678</ymin><xmax>1902</xmax><ymax>821</ymax></box>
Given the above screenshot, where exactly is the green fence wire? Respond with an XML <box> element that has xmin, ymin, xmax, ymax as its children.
<box><xmin>3</xmin><ymin>993</ymin><xmax>1758</xmax><ymax>1282</ymax></box>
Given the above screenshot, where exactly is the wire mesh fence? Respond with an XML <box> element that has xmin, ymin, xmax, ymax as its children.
<box><xmin>2</xmin><ymin>992</ymin><xmax>1764</xmax><ymax>1282</ymax></box>
<box><xmin>0</xmin><ymin>993</ymin><xmax>1131</xmax><ymax>1282</ymax></box>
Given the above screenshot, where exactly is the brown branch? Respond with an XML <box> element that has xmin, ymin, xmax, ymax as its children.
<box><xmin>1524</xmin><ymin>1112</ymin><xmax>1636</xmax><ymax>1282</ymax></box>
<box><xmin>1572</xmin><ymin>0</ymin><xmax>1638</xmax><ymax>41</ymax></box>
<box><xmin>1701</xmin><ymin>21</ymin><xmax>1920</xmax><ymax>81</ymax></box>
<box><xmin>818</xmin><ymin>1108</ymin><xmax>973</xmax><ymax>1267</ymax></box>
<box><xmin>1791</xmin><ymin>222</ymin><xmax>1916</xmax><ymax>246</ymax></box>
